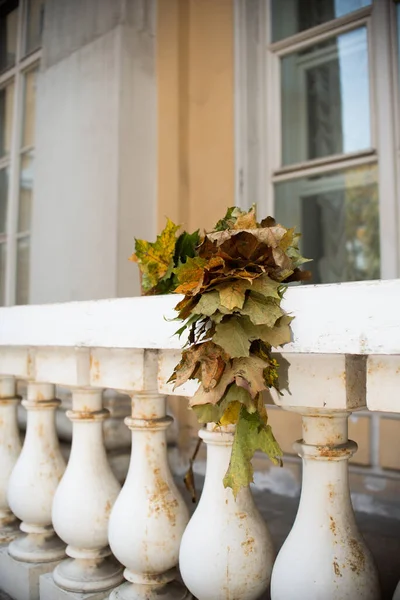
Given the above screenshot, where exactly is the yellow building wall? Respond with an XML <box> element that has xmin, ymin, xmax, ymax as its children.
<box><xmin>157</xmin><ymin>0</ymin><xmax>234</xmax><ymax>234</ymax></box>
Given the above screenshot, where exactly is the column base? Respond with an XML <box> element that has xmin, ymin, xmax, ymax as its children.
<box><xmin>53</xmin><ymin>554</ymin><xmax>124</xmax><ymax>592</ymax></box>
<box><xmin>0</xmin><ymin>545</ymin><xmax>61</xmax><ymax>600</ymax></box>
<box><xmin>8</xmin><ymin>526</ymin><xmax>66</xmax><ymax>563</ymax></box>
<box><xmin>109</xmin><ymin>579</ymin><xmax>191</xmax><ymax>600</ymax></box>
<box><xmin>40</xmin><ymin>572</ymin><xmax>114</xmax><ymax>600</ymax></box>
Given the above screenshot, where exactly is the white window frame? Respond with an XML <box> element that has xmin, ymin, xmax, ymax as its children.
<box><xmin>234</xmin><ymin>0</ymin><xmax>400</xmax><ymax>280</ymax></box>
<box><xmin>0</xmin><ymin>0</ymin><xmax>41</xmax><ymax>305</ymax></box>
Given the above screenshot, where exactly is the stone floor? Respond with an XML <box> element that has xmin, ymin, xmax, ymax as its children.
<box><xmin>1</xmin><ymin>485</ymin><xmax>399</xmax><ymax>600</ymax></box>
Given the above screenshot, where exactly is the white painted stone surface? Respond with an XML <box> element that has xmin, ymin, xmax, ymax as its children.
<box><xmin>179</xmin><ymin>424</ymin><xmax>274</xmax><ymax>600</ymax></box>
<box><xmin>7</xmin><ymin>383</ymin><xmax>66</xmax><ymax>563</ymax></box>
<box><xmin>1</xmin><ymin>280</ymin><xmax>399</xmax><ymax>352</ymax></box>
<box><xmin>0</xmin><ymin>376</ymin><xmax>21</xmax><ymax>543</ymax></box>
<box><xmin>366</xmin><ymin>355</ymin><xmax>400</xmax><ymax>413</ymax></box>
<box><xmin>52</xmin><ymin>389</ymin><xmax>123</xmax><ymax>592</ymax></box>
<box><xmin>108</xmin><ymin>352</ymin><xmax>190</xmax><ymax>599</ymax></box>
<box><xmin>0</xmin><ymin>547</ymin><xmax>60</xmax><ymax>600</ymax></box>
<box><xmin>271</xmin><ymin>354</ymin><xmax>381</xmax><ymax>600</ymax></box>
<box><xmin>40</xmin><ymin>572</ymin><xmax>111</xmax><ymax>600</ymax></box>
<box><xmin>31</xmin><ymin>0</ymin><xmax>157</xmax><ymax>303</ymax></box>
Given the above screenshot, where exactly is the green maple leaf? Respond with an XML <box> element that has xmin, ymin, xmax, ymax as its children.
<box><xmin>193</xmin><ymin>290</ymin><xmax>221</xmax><ymax>316</ymax></box>
<box><xmin>258</xmin><ymin>315</ymin><xmax>294</xmax><ymax>347</ymax></box>
<box><xmin>174</xmin><ymin>230</ymin><xmax>200</xmax><ymax>263</ymax></box>
<box><xmin>240</xmin><ymin>293</ymin><xmax>284</xmax><ymax>327</ymax></box>
<box><xmin>131</xmin><ymin>218</ymin><xmax>180</xmax><ymax>292</ymax></box>
<box><xmin>192</xmin><ymin>384</ymin><xmax>256</xmax><ymax>424</ymax></box>
<box><xmin>223</xmin><ymin>407</ymin><xmax>283</xmax><ymax>497</ymax></box>
<box><xmin>218</xmin><ymin>279</ymin><xmax>249</xmax><ymax>310</ymax></box>
<box><xmin>250</xmin><ymin>274</ymin><xmax>281</xmax><ymax>299</ymax></box>
<box><xmin>213</xmin><ymin>319</ymin><xmax>251</xmax><ymax>358</ymax></box>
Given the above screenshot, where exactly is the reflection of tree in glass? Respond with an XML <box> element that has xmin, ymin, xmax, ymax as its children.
<box><xmin>345</xmin><ymin>167</ymin><xmax>380</xmax><ymax>281</ymax></box>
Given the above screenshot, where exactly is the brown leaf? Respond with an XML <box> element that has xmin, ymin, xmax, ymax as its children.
<box><xmin>233</xmin><ymin>356</ymin><xmax>268</xmax><ymax>398</ymax></box>
<box><xmin>172</xmin><ymin>342</ymin><xmax>229</xmax><ymax>391</ymax></box>
<box><xmin>233</xmin><ymin>207</ymin><xmax>257</xmax><ymax>230</ymax></box>
<box><xmin>190</xmin><ymin>365</ymin><xmax>234</xmax><ymax>406</ymax></box>
<box><xmin>218</xmin><ymin>279</ymin><xmax>249</xmax><ymax>310</ymax></box>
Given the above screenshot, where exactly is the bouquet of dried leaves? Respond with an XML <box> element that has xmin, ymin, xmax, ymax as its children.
<box><xmin>131</xmin><ymin>207</ymin><xmax>311</xmax><ymax>497</ymax></box>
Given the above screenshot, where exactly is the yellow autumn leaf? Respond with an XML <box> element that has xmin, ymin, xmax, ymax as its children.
<box><xmin>132</xmin><ymin>218</ymin><xmax>180</xmax><ymax>292</ymax></box>
<box><xmin>220</xmin><ymin>401</ymin><xmax>241</xmax><ymax>425</ymax></box>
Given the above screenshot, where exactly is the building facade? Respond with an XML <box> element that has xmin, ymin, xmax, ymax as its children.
<box><xmin>1</xmin><ymin>0</ymin><xmax>400</xmax><ymax>509</ymax></box>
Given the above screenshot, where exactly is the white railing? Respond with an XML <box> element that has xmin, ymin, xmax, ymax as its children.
<box><xmin>0</xmin><ymin>279</ymin><xmax>399</xmax><ymax>600</ymax></box>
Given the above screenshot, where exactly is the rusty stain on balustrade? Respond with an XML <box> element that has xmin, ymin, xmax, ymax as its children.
<box><xmin>347</xmin><ymin>538</ymin><xmax>365</xmax><ymax>575</ymax></box>
<box><xmin>90</xmin><ymin>356</ymin><xmax>101</xmax><ymax>382</ymax></box>
<box><xmin>105</xmin><ymin>500</ymin><xmax>112</xmax><ymax>516</ymax></box>
<box><xmin>333</xmin><ymin>560</ymin><xmax>342</xmax><ymax>577</ymax></box>
<box><xmin>319</xmin><ymin>446</ymin><xmax>352</xmax><ymax>459</ymax></box>
<box><xmin>329</xmin><ymin>515</ymin><xmax>337</xmax><ymax>536</ymax></box>
<box><xmin>241</xmin><ymin>536</ymin><xmax>255</xmax><ymax>556</ymax></box>
<box><xmin>148</xmin><ymin>467</ymin><xmax>178</xmax><ymax>526</ymax></box>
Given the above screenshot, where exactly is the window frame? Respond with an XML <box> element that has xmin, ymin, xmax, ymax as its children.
<box><xmin>234</xmin><ymin>0</ymin><xmax>400</xmax><ymax>280</ymax></box>
<box><xmin>0</xmin><ymin>0</ymin><xmax>41</xmax><ymax>305</ymax></box>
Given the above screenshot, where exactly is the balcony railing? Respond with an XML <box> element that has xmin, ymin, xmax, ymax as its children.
<box><xmin>0</xmin><ymin>279</ymin><xmax>399</xmax><ymax>600</ymax></box>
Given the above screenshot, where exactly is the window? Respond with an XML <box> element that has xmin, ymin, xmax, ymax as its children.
<box><xmin>235</xmin><ymin>0</ymin><xmax>399</xmax><ymax>284</ymax></box>
<box><xmin>0</xmin><ymin>0</ymin><xmax>43</xmax><ymax>305</ymax></box>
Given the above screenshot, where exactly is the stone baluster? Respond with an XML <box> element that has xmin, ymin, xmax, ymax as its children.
<box><xmin>7</xmin><ymin>382</ymin><xmax>66</xmax><ymax>562</ymax></box>
<box><xmin>270</xmin><ymin>354</ymin><xmax>380</xmax><ymax>600</ymax></box>
<box><xmin>179</xmin><ymin>424</ymin><xmax>274</xmax><ymax>600</ymax></box>
<box><xmin>50</xmin><ymin>388</ymin><xmax>123</xmax><ymax>594</ymax></box>
<box><xmin>108</xmin><ymin>350</ymin><xmax>190</xmax><ymax>600</ymax></box>
<box><xmin>0</xmin><ymin>376</ymin><xmax>21</xmax><ymax>543</ymax></box>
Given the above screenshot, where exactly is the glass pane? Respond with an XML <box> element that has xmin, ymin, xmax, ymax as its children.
<box><xmin>22</xmin><ymin>67</ymin><xmax>38</xmax><ymax>148</ymax></box>
<box><xmin>16</xmin><ymin>235</ymin><xmax>29</xmax><ymax>305</ymax></box>
<box><xmin>274</xmin><ymin>164</ymin><xmax>380</xmax><ymax>284</ymax></box>
<box><xmin>0</xmin><ymin>243</ymin><xmax>5</xmax><ymax>306</ymax></box>
<box><xmin>18</xmin><ymin>150</ymin><xmax>34</xmax><ymax>232</ymax></box>
<box><xmin>25</xmin><ymin>0</ymin><xmax>45</xmax><ymax>55</ymax></box>
<box><xmin>281</xmin><ymin>27</ymin><xmax>370</xmax><ymax>166</ymax></box>
<box><xmin>0</xmin><ymin>2</ymin><xmax>19</xmax><ymax>72</ymax></box>
<box><xmin>272</xmin><ymin>0</ymin><xmax>371</xmax><ymax>42</ymax></box>
<box><xmin>0</xmin><ymin>80</ymin><xmax>14</xmax><ymax>158</ymax></box>
<box><xmin>0</xmin><ymin>167</ymin><xmax>9</xmax><ymax>234</ymax></box>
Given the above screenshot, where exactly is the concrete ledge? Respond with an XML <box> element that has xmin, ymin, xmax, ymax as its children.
<box><xmin>40</xmin><ymin>573</ymin><xmax>114</xmax><ymax>600</ymax></box>
<box><xmin>0</xmin><ymin>546</ymin><xmax>60</xmax><ymax>600</ymax></box>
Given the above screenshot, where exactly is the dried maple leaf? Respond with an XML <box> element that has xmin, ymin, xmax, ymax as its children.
<box><xmin>170</xmin><ymin>341</ymin><xmax>229</xmax><ymax>391</ymax></box>
<box><xmin>174</xmin><ymin>257</ymin><xmax>207</xmax><ymax>295</ymax></box>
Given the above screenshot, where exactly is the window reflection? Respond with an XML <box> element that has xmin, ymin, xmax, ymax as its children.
<box><xmin>275</xmin><ymin>164</ymin><xmax>380</xmax><ymax>284</ymax></box>
<box><xmin>281</xmin><ymin>27</ymin><xmax>370</xmax><ymax>165</ymax></box>
<box><xmin>272</xmin><ymin>0</ymin><xmax>371</xmax><ymax>42</ymax></box>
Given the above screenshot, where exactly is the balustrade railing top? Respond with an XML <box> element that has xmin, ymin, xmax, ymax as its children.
<box><xmin>0</xmin><ymin>279</ymin><xmax>399</xmax><ymax>354</ymax></box>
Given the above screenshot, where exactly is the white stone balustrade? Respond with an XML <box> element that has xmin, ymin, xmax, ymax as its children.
<box><xmin>270</xmin><ymin>355</ymin><xmax>380</xmax><ymax>600</ymax></box>
<box><xmin>0</xmin><ymin>280</ymin><xmax>398</xmax><ymax>599</ymax></box>
<box><xmin>107</xmin><ymin>350</ymin><xmax>190</xmax><ymax>600</ymax></box>
<box><xmin>8</xmin><ymin>381</ymin><xmax>66</xmax><ymax>563</ymax></box>
<box><xmin>51</xmin><ymin>388</ymin><xmax>123</xmax><ymax>593</ymax></box>
<box><xmin>0</xmin><ymin>376</ymin><xmax>21</xmax><ymax>543</ymax></box>
<box><xmin>178</xmin><ymin>423</ymin><xmax>274</xmax><ymax>600</ymax></box>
